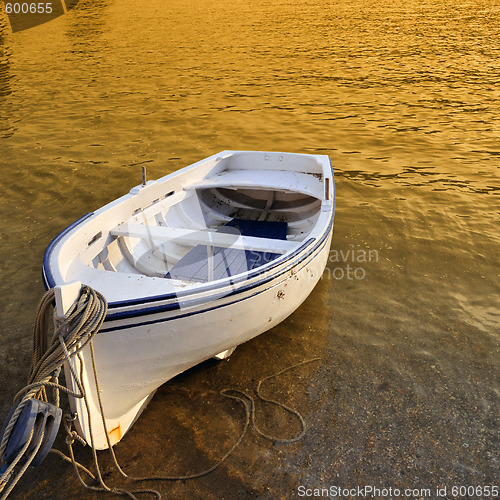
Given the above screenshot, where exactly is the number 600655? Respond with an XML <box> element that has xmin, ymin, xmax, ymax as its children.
<box><xmin>5</xmin><ymin>3</ymin><xmax>53</xmax><ymax>14</ymax></box>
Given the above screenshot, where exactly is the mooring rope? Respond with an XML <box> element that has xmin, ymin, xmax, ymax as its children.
<box><xmin>0</xmin><ymin>284</ymin><xmax>322</xmax><ymax>499</ymax></box>
<box><xmin>50</xmin><ymin>350</ymin><xmax>321</xmax><ymax>499</ymax></box>
<box><xmin>0</xmin><ymin>286</ymin><xmax>107</xmax><ymax>499</ymax></box>
<box><xmin>65</xmin><ymin>353</ymin><xmax>322</xmax><ymax>493</ymax></box>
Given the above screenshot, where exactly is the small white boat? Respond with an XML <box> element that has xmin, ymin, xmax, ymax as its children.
<box><xmin>43</xmin><ymin>151</ymin><xmax>335</xmax><ymax>449</ymax></box>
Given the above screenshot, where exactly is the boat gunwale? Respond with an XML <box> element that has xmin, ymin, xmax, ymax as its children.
<box><xmin>42</xmin><ymin>211</ymin><xmax>95</xmax><ymax>291</ymax></box>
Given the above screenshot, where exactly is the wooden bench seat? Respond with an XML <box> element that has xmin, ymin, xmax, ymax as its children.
<box><xmin>163</xmin><ymin>219</ymin><xmax>289</xmax><ymax>283</ymax></box>
<box><xmin>110</xmin><ymin>221</ymin><xmax>295</xmax><ymax>254</ymax></box>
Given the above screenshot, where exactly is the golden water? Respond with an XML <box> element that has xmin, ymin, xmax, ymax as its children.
<box><xmin>0</xmin><ymin>0</ymin><xmax>498</xmax><ymax>497</ymax></box>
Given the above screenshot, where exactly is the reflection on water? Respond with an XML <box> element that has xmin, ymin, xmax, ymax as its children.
<box><xmin>0</xmin><ymin>17</ymin><xmax>14</xmax><ymax>139</ymax></box>
<box><xmin>0</xmin><ymin>36</ymin><xmax>10</xmax><ymax>97</ymax></box>
<box><xmin>65</xmin><ymin>0</ymin><xmax>110</xmax><ymax>48</ymax></box>
<box><xmin>0</xmin><ymin>0</ymin><xmax>498</xmax><ymax>497</ymax></box>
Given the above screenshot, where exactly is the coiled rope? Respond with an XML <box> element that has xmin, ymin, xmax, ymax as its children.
<box><xmin>0</xmin><ymin>285</ymin><xmax>322</xmax><ymax>499</ymax></box>
<box><xmin>0</xmin><ymin>286</ymin><xmax>107</xmax><ymax>499</ymax></box>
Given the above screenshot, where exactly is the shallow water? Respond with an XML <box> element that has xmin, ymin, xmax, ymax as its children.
<box><xmin>0</xmin><ymin>0</ymin><xmax>499</xmax><ymax>498</ymax></box>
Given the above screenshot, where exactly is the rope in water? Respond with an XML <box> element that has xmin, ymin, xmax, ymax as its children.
<box><xmin>0</xmin><ymin>285</ymin><xmax>322</xmax><ymax>499</ymax></box>
<box><xmin>58</xmin><ymin>351</ymin><xmax>322</xmax><ymax>498</ymax></box>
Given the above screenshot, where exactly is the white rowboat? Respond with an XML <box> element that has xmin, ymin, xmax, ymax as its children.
<box><xmin>43</xmin><ymin>151</ymin><xmax>335</xmax><ymax>449</ymax></box>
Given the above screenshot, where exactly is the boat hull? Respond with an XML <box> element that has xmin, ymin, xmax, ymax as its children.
<box><xmin>66</xmin><ymin>229</ymin><xmax>332</xmax><ymax>449</ymax></box>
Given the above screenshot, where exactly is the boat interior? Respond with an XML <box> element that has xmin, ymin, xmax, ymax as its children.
<box><xmin>88</xmin><ymin>175</ymin><xmax>324</xmax><ymax>284</ymax></box>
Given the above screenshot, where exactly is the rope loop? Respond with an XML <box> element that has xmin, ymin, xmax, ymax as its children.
<box><xmin>65</xmin><ymin>432</ymin><xmax>78</xmax><ymax>447</ymax></box>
